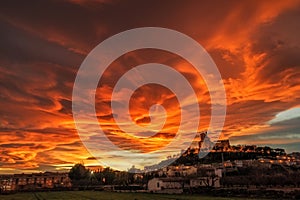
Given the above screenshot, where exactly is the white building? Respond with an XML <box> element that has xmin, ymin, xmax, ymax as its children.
<box><xmin>148</xmin><ymin>178</ymin><xmax>184</xmax><ymax>194</ymax></box>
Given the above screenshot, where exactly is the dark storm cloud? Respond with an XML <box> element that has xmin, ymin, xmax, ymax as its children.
<box><xmin>230</xmin><ymin>117</ymin><xmax>300</xmax><ymax>152</ymax></box>
<box><xmin>0</xmin><ymin>0</ymin><xmax>111</xmax><ymax>53</ymax></box>
<box><xmin>250</xmin><ymin>7</ymin><xmax>300</xmax><ymax>83</ymax></box>
<box><xmin>0</xmin><ymin>20</ymin><xmax>84</xmax><ymax>66</ymax></box>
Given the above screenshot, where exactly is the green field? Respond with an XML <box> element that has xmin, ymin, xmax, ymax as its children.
<box><xmin>0</xmin><ymin>191</ymin><xmax>258</xmax><ymax>200</ymax></box>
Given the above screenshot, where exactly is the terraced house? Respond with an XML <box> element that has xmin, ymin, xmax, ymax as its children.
<box><xmin>0</xmin><ymin>172</ymin><xmax>71</xmax><ymax>192</ymax></box>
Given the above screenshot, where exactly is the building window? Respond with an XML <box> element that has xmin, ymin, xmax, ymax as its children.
<box><xmin>157</xmin><ymin>182</ymin><xmax>160</xmax><ymax>188</ymax></box>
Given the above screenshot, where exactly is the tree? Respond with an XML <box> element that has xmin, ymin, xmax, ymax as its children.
<box><xmin>101</xmin><ymin>167</ymin><xmax>116</xmax><ymax>185</ymax></box>
<box><xmin>69</xmin><ymin>163</ymin><xmax>90</xmax><ymax>181</ymax></box>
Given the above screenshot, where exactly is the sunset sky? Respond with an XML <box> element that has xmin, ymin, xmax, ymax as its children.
<box><xmin>1</xmin><ymin>0</ymin><xmax>300</xmax><ymax>173</ymax></box>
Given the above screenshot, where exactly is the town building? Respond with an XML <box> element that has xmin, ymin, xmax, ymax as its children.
<box><xmin>148</xmin><ymin>177</ymin><xmax>184</xmax><ymax>194</ymax></box>
<box><xmin>0</xmin><ymin>172</ymin><xmax>71</xmax><ymax>192</ymax></box>
<box><xmin>148</xmin><ymin>175</ymin><xmax>221</xmax><ymax>194</ymax></box>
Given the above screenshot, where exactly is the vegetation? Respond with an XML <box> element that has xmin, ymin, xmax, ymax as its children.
<box><xmin>68</xmin><ymin>163</ymin><xmax>91</xmax><ymax>188</ymax></box>
<box><xmin>69</xmin><ymin>163</ymin><xmax>90</xmax><ymax>181</ymax></box>
<box><xmin>222</xmin><ymin>164</ymin><xmax>300</xmax><ymax>187</ymax></box>
<box><xmin>0</xmin><ymin>191</ymin><xmax>263</xmax><ymax>200</ymax></box>
<box><xmin>68</xmin><ymin>164</ymin><xmax>148</xmax><ymax>188</ymax></box>
<box><xmin>174</xmin><ymin>150</ymin><xmax>286</xmax><ymax>165</ymax></box>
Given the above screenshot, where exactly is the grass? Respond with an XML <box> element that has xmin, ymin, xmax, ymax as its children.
<box><xmin>0</xmin><ymin>191</ymin><xmax>259</xmax><ymax>200</ymax></box>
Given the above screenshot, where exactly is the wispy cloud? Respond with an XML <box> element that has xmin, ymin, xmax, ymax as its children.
<box><xmin>0</xmin><ymin>0</ymin><xmax>300</xmax><ymax>172</ymax></box>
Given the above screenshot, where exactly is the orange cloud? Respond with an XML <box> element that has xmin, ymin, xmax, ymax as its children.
<box><xmin>1</xmin><ymin>0</ymin><xmax>300</xmax><ymax>172</ymax></box>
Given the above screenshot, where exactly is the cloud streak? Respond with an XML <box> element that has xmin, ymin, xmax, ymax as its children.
<box><xmin>0</xmin><ymin>0</ymin><xmax>300</xmax><ymax>172</ymax></box>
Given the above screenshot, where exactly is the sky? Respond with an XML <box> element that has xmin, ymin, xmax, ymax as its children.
<box><xmin>0</xmin><ymin>0</ymin><xmax>300</xmax><ymax>173</ymax></box>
